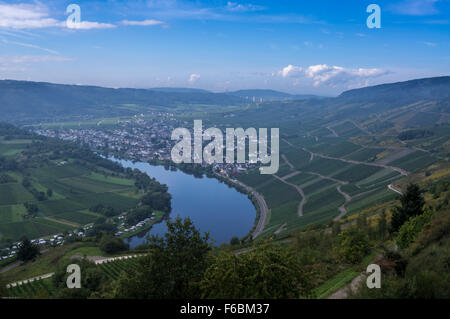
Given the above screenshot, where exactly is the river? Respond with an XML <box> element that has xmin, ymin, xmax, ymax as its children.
<box><xmin>115</xmin><ymin>159</ymin><xmax>256</xmax><ymax>247</ymax></box>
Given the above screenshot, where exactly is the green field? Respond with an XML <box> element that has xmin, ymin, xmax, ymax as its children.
<box><xmin>0</xmin><ymin>161</ymin><xmax>140</xmax><ymax>244</ymax></box>
<box><xmin>313</xmin><ymin>268</ymin><xmax>360</xmax><ymax>299</ymax></box>
<box><xmin>256</xmin><ymin>178</ymin><xmax>301</xmax><ymax>209</ymax></box>
<box><xmin>0</xmin><ymin>219</ymin><xmax>75</xmax><ymax>242</ymax></box>
<box><xmin>0</xmin><ymin>184</ymin><xmax>34</xmax><ymax>205</ymax></box>
<box><xmin>0</xmin><ymin>204</ymin><xmax>26</xmax><ymax>223</ymax></box>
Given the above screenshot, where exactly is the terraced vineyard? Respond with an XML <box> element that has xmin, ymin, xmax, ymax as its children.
<box><xmin>98</xmin><ymin>257</ymin><xmax>140</xmax><ymax>280</ymax></box>
<box><xmin>233</xmin><ymin>111</ymin><xmax>442</xmax><ymax>237</ymax></box>
<box><xmin>7</xmin><ymin>257</ymin><xmax>142</xmax><ymax>298</ymax></box>
<box><xmin>0</xmin><ymin>161</ymin><xmax>139</xmax><ymax>243</ymax></box>
<box><xmin>7</xmin><ymin>278</ymin><xmax>57</xmax><ymax>298</ymax></box>
<box><xmin>0</xmin><ymin>128</ymin><xmax>142</xmax><ymax>245</ymax></box>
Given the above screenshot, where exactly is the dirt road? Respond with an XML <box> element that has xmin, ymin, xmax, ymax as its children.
<box><xmin>334</xmin><ymin>185</ymin><xmax>352</xmax><ymax>221</ymax></box>
<box><xmin>273</xmin><ymin>175</ymin><xmax>305</xmax><ymax>217</ymax></box>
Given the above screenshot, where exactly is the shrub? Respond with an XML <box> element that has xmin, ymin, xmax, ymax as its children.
<box><xmin>337</xmin><ymin>228</ymin><xmax>371</xmax><ymax>264</ymax></box>
<box><xmin>99</xmin><ymin>235</ymin><xmax>129</xmax><ymax>254</ymax></box>
<box><xmin>397</xmin><ymin>208</ymin><xmax>434</xmax><ymax>249</ymax></box>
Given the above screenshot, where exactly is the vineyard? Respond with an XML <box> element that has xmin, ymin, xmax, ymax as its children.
<box><xmin>7</xmin><ymin>257</ymin><xmax>142</xmax><ymax>298</ymax></box>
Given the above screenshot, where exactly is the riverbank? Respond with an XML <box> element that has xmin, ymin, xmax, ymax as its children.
<box><xmin>147</xmin><ymin>158</ymin><xmax>268</xmax><ymax>241</ymax></box>
<box><xmin>119</xmin><ymin>210</ymin><xmax>166</xmax><ymax>240</ymax></box>
<box><xmin>112</xmin><ymin>157</ymin><xmax>256</xmax><ymax>246</ymax></box>
<box><xmin>120</xmin><ymin>157</ymin><xmax>265</xmax><ymax>242</ymax></box>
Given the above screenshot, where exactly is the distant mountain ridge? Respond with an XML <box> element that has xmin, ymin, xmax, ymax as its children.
<box><xmin>225</xmin><ymin>89</ymin><xmax>324</xmax><ymax>101</ymax></box>
<box><xmin>0</xmin><ymin>80</ymin><xmax>245</xmax><ymax>122</ymax></box>
<box><xmin>149</xmin><ymin>87</ymin><xmax>324</xmax><ymax>101</ymax></box>
<box><xmin>338</xmin><ymin>76</ymin><xmax>450</xmax><ymax>104</ymax></box>
<box><xmin>148</xmin><ymin>87</ymin><xmax>211</xmax><ymax>94</ymax></box>
<box><xmin>0</xmin><ymin>76</ymin><xmax>449</xmax><ymax>124</ymax></box>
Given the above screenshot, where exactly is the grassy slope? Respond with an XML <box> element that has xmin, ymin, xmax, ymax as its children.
<box><xmin>0</xmin><ymin>138</ymin><xmax>140</xmax><ymax>244</ymax></box>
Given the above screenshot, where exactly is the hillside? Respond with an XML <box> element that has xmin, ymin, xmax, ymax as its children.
<box><xmin>338</xmin><ymin>76</ymin><xmax>450</xmax><ymax>105</ymax></box>
<box><xmin>0</xmin><ymin>80</ymin><xmax>245</xmax><ymax>123</ymax></box>
<box><xmin>199</xmin><ymin>76</ymin><xmax>450</xmax><ymax>238</ymax></box>
<box><xmin>321</xmin><ymin>76</ymin><xmax>450</xmax><ymax>126</ymax></box>
<box><xmin>0</xmin><ymin>123</ymin><xmax>169</xmax><ymax>248</ymax></box>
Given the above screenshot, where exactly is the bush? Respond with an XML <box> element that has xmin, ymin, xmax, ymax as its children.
<box><xmin>414</xmin><ymin>209</ymin><xmax>450</xmax><ymax>249</ymax></box>
<box><xmin>201</xmin><ymin>243</ymin><xmax>313</xmax><ymax>299</ymax></box>
<box><xmin>390</xmin><ymin>183</ymin><xmax>425</xmax><ymax>233</ymax></box>
<box><xmin>53</xmin><ymin>259</ymin><xmax>107</xmax><ymax>299</ymax></box>
<box><xmin>111</xmin><ymin>217</ymin><xmax>210</xmax><ymax>299</ymax></box>
<box><xmin>397</xmin><ymin>208</ymin><xmax>434</xmax><ymax>249</ymax></box>
<box><xmin>337</xmin><ymin>228</ymin><xmax>371</xmax><ymax>264</ymax></box>
<box><xmin>99</xmin><ymin>235</ymin><xmax>129</xmax><ymax>254</ymax></box>
<box><xmin>17</xmin><ymin>238</ymin><xmax>40</xmax><ymax>262</ymax></box>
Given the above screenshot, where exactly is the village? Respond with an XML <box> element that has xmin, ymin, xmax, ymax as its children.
<box><xmin>33</xmin><ymin>114</ymin><xmax>260</xmax><ymax>178</ymax></box>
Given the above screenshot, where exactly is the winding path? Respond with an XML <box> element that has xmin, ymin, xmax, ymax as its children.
<box><xmin>388</xmin><ymin>183</ymin><xmax>403</xmax><ymax>195</ymax></box>
<box><xmin>280</xmin><ymin>171</ymin><xmax>300</xmax><ymax>181</ymax></box>
<box><xmin>273</xmin><ymin>175</ymin><xmax>305</xmax><ymax>217</ymax></box>
<box><xmin>282</xmin><ymin>138</ymin><xmax>409</xmax><ymax>176</ymax></box>
<box><xmin>281</xmin><ymin>154</ymin><xmax>294</xmax><ymax>169</ymax></box>
<box><xmin>326</xmin><ymin>126</ymin><xmax>339</xmax><ymax>137</ymax></box>
<box><xmin>334</xmin><ymin>185</ymin><xmax>352</xmax><ymax>221</ymax></box>
<box><xmin>305</xmin><ymin>147</ymin><xmax>409</xmax><ymax>176</ymax></box>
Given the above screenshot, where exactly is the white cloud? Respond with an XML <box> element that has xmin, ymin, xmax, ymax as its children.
<box><xmin>226</xmin><ymin>2</ymin><xmax>265</xmax><ymax>12</ymax></box>
<box><xmin>279</xmin><ymin>65</ymin><xmax>303</xmax><ymax>78</ymax></box>
<box><xmin>0</xmin><ymin>54</ymin><xmax>72</xmax><ymax>72</ymax></box>
<box><xmin>67</xmin><ymin>21</ymin><xmax>115</xmax><ymax>30</ymax></box>
<box><xmin>279</xmin><ymin>64</ymin><xmax>388</xmax><ymax>88</ymax></box>
<box><xmin>0</xmin><ymin>55</ymin><xmax>73</xmax><ymax>64</ymax></box>
<box><xmin>189</xmin><ymin>73</ymin><xmax>200</xmax><ymax>83</ymax></box>
<box><xmin>121</xmin><ymin>19</ymin><xmax>165</xmax><ymax>26</ymax></box>
<box><xmin>389</xmin><ymin>0</ymin><xmax>441</xmax><ymax>16</ymax></box>
<box><xmin>424</xmin><ymin>41</ymin><xmax>437</xmax><ymax>47</ymax></box>
<box><xmin>0</xmin><ymin>3</ymin><xmax>62</xmax><ymax>29</ymax></box>
<box><xmin>1</xmin><ymin>39</ymin><xmax>59</xmax><ymax>55</ymax></box>
<box><xmin>0</xmin><ymin>3</ymin><xmax>115</xmax><ymax>30</ymax></box>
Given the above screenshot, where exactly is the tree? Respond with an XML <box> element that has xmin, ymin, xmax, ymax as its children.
<box><xmin>112</xmin><ymin>216</ymin><xmax>211</xmax><ymax>299</ymax></box>
<box><xmin>230</xmin><ymin>236</ymin><xmax>240</xmax><ymax>246</ymax></box>
<box><xmin>357</xmin><ymin>213</ymin><xmax>367</xmax><ymax>230</ymax></box>
<box><xmin>337</xmin><ymin>228</ymin><xmax>371</xmax><ymax>264</ymax></box>
<box><xmin>99</xmin><ymin>235</ymin><xmax>129</xmax><ymax>254</ymax></box>
<box><xmin>17</xmin><ymin>237</ymin><xmax>40</xmax><ymax>262</ymax></box>
<box><xmin>391</xmin><ymin>183</ymin><xmax>425</xmax><ymax>233</ymax></box>
<box><xmin>332</xmin><ymin>222</ymin><xmax>341</xmax><ymax>236</ymax></box>
<box><xmin>200</xmin><ymin>243</ymin><xmax>313</xmax><ymax>299</ymax></box>
<box><xmin>53</xmin><ymin>259</ymin><xmax>106</xmax><ymax>299</ymax></box>
<box><xmin>397</xmin><ymin>208</ymin><xmax>434</xmax><ymax>249</ymax></box>
<box><xmin>0</xmin><ymin>274</ymin><xmax>8</xmax><ymax>298</ymax></box>
<box><xmin>378</xmin><ymin>210</ymin><xmax>388</xmax><ymax>240</ymax></box>
<box><xmin>46</xmin><ymin>188</ymin><xmax>53</xmax><ymax>197</ymax></box>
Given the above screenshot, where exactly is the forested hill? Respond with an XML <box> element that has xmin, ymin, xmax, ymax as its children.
<box><xmin>0</xmin><ymin>80</ymin><xmax>245</xmax><ymax>121</ymax></box>
<box><xmin>1</xmin><ymin>76</ymin><xmax>449</xmax><ymax>124</ymax></box>
<box><xmin>337</xmin><ymin>76</ymin><xmax>450</xmax><ymax>106</ymax></box>
<box><xmin>279</xmin><ymin>76</ymin><xmax>450</xmax><ymax>124</ymax></box>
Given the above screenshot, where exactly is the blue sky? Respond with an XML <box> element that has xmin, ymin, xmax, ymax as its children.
<box><xmin>0</xmin><ymin>0</ymin><xmax>449</xmax><ymax>95</ymax></box>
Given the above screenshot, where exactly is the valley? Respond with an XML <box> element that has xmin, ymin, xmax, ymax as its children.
<box><xmin>0</xmin><ymin>76</ymin><xmax>449</xmax><ymax>300</ymax></box>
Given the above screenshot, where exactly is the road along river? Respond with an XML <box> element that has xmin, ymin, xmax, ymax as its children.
<box><xmin>115</xmin><ymin>159</ymin><xmax>257</xmax><ymax>247</ymax></box>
